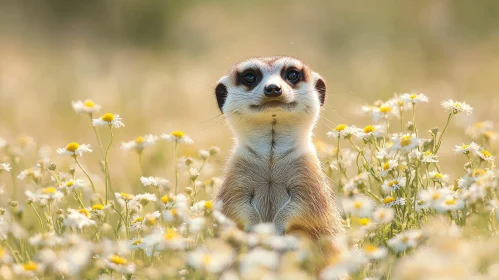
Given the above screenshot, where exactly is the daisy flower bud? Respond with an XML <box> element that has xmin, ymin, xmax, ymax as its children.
<box><xmin>199</xmin><ymin>149</ymin><xmax>210</xmax><ymax>160</ymax></box>
<box><xmin>47</xmin><ymin>162</ymin><xmax>57</xmax><ymax>171</ymax></box>
<box><xmin>209</xmin><ymin>146</ymin><xmax>220</xmax><ymax>156</ymax></box>
<box><xmin>72</xmin><ymin>99</ymin><xmax>102</xmax><ymax>114</ymax></box>
<box><xmin>92</xmin><ymin>113</ymin><xmax>125</xmax><ymax>128</ymax></box>
<box><xmin>57</xmin><ymin>142</ymin><xmax>92</xmax><ymax>157</ymax></box>
<box><xmin>161</xmin><ymin>131</ymin><xmax>194</xmax><ymax>144</ymax></box>
<box><xmin>441</xmin><ymin>99</ymin><xmax>473</xmax><ymax>115</ymax></box>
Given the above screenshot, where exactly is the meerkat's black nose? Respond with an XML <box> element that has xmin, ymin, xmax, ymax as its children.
<box><xmin>264</xmin><ymin>84</ymin><xmax>282</xmax><ymax>97</ymax></box>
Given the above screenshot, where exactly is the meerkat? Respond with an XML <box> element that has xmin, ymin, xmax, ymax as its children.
<box><xmin>214</xmin><ymin>56</ymin><xmax>344</xmax><ymax>268</ymax></box>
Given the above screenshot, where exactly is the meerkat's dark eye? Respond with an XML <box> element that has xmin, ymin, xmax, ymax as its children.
<box><xmin>286</xmin><ymin>69</ymin><xmax>301</xmax><ymax>83</ymax></box>
<box><xmin>243</xmin><ymin>72</ymin><xmax>257</xmax><ymax>85</ymax></box>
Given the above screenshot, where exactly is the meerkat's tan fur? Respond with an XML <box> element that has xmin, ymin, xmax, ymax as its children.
<box><xmin>214</xmin><ymin>56</ymin><xmax>344</xmax><ymax>268</ymax></box>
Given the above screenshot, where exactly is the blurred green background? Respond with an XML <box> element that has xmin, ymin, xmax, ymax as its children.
<box><xmin>1</xmin><ymin>0</ymin><xmax>498</xmax><ymax>187</ymax></box>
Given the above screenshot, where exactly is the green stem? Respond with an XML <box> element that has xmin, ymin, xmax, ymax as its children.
<box><xmin>30</xmin><ymin>204</ymin><xmax>45</xmax><ymax>233</ymax></box>
<box><xmin>104</xmin><ymin>127</ymin><xmax>114</xmax><ymax>205</ymax></box>
<box><xmin>90</xmin><ymin>114</ymin><xmax>105</xmax><ymax>156</ymax></box>
<box><xmin>174</xmin><ymin>141</ymin><xmax>179</xmax><ymax>194</ymax></box>
<box><xmin>75</xmin><ymin>157</ymin><xmax>96</xmax><ymax>193</ymax></box>
<box><xmin>434</xmin><ymin>113</ymin><xmax>453</xmax><ymax>153</ymax></box>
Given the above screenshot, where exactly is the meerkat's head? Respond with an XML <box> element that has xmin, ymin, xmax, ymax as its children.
<box><xmin>215</xmin><ymin>56</ymin><xmax>326</xmax><ymax>131</ymax></box>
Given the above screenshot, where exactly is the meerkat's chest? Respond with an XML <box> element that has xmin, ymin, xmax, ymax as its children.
<box><xmin>239</xmin><ymin>153</ymin><xmax>306</xmax><ymax>221</ymax></box>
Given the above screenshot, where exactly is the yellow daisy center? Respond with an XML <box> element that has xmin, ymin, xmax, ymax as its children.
<box><xmin>22</xmin><ymin>261</ymin><xmax>38</xmax><ymax>271</ymax></box>
<box><xmin>388</xmin><ymin>180</ymin><xmax>398</xmax><ymax>187</ymax></box>
<box><xmin>364</xmin><ymin>245</ymin><xmax>378</xmax><ymax>253</ymax></box>
<box><xmin>101</xmin><ymin>113</ymin><xmax>115</xmax><ymax>122</ymax></box>
<box><xmin>409</xmin><ymin>94</ymin><xmax>417</xmax><ymax>99</ymax></box>
<box><xmin>79</xmin><ymin>209</ymin><xmax>90</xmax><ymax>217</ymax></box>
<box><xmin>110</xmin><ymin>255</ymin><xmax>127</xmax><ymax>265</ymax></box>
<box><xmin>383</xmin><ymin>197</ymin><xmax>395</xmax><ymax>204</ymax></box>
<box><xmin>145</xmin><ymin>217</ymin><xmax>156</xmax><ymax>226</ymax></box>
<box><xmin>379</xmin><ymin>106</ymin><xmax>392</xmax><ymax>113</ymax></box>
<box><xmin>171</xmin><ymin>209</ymin><xmax>178</xmax><ymax>216</ymax></box>
<box><xmin>202</xmin><ymin>255</ymin><xmax>212</xmax><ymax>265</ymax></box>
<box><xmin>400</xmin><ymin>136</ymin><xmax>412</xmax><ymax>147</ymax></box>
<box><xmin>461</xmin><ymin>144</ymin><xmax>469</xmax><ymax>149</ymax></box>
<box><xmin>161</xmin><ymin>195</ymin><xmax>169</xmax><ymax>204</ymax></box>
<box><xmin>171</xmin><ymin>131</ymin><xmax>185</xmax><ymax>138</ymax></box>
<box><xmin>445</xmin><ymin>198</ymin><xmax>456</xmax><ymax>205</ymax></box>
<box><xmin>473</xmin><ymin>169</ymin><xmax>486</xmax><ymax>177</ymax></box>
<box><xmin>135</xmin><ymin>136</ymin><xmax>144</xmax><ymax>143</ymax></box>
<box><xmin>132</xmin><ymin>239</ymin><xmax>142</xmax><ymax>245</ymax></box>
<box><xmin>204</xmin><ymin>200</ymin><xmax>213</xmax><ymax>210</ymax></box>
<box><xmin>358</xmin><ymin>217</ymin><xmax>370</xmax><ymax>226</ymax></box>
<box><xmin>383</xmin><ymin>162</ymin><xmax>390</xmax><ymax>170</ymax></box>
<box><xmin>363</xmin><ymin>125</ymin><xmax>375</xmax><ymax>133</ymax></box>
<box><xmin>66</xmin><ymin>181</ymin><xmax>74</xmax><ymax>187</ymax></box>
<box><xmin>42</xmin><ymin>187</ymin><xmax>56</xmax><ymax>194</ymax></box>
<box><xmin>66</xmin><ymin>142</ymin><xmax>80</xmax><ymax>152</ymax></box>
<box><xmin>433</xmin><ymin>173</ymin><xmax>443</xmax><ymax>179</ymax></box>
<box><xmin>431</xmin><ymin>193</ymin><xmax>440</xmax><ymax>200</ymax></box>
<box><xmin>475</xmin><ymin>122</ymin><xmax>484</xmax><ymax>128</ymax></box>
<box><xmin>83</xmin><ymin>100</ymin><xmax>95</xmax><ymax>107</ymax></box>
<box><xmin>92</xmin><ymin>204</ymin><xmax>105</xmax><ymax>211</ymax></box>
<box><xmin>353</xmin><ymin>201</ymin><xmax>363</xmax><ymax>209</ymax></box>
<box><xmin>481</xmin><ymin>150</ymin><xmax>492</xmax><ymax>158</ymax></box>
<box><xmin>164</xmin><ymin>228</ymin><xmax>178</xmax><ymax>240</ymax></box>
<box><xmin>133</xmin><ymin>217</ymin><xmax>144</xmax><ymax>224</ymax></box>
<box><xmin>335</xmin><ymin>124</ymin><xmax>347</xmax><ymax>131</ymax></box>
<box><xmin>120</xmin><ymin>192</ymin><xmax>134</xmax><ymax>201</ymax></box>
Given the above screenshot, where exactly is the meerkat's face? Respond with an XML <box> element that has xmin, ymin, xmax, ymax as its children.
<box><xmin>215</xmin><ymin>56</ymin><xmax>326</xmax><ymax>125</ymax></box>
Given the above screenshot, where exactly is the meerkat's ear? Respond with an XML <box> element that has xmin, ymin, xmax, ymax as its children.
<box><xmin>314</xmin><ymin>74</ymin><xmax>326</xmax><ymax>106</ymax></box>
<box><xmin>215</xmin><ymin>82</ymin><xmax>228</xmax><ymax>113</ymax></box>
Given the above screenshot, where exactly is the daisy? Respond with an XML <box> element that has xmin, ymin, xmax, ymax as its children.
<box><xmin>428</xmin><ymin>171</ymin><xmax>449</xmax><ymax>183</ymax></box>
<box><xmin>161</xmin><ymin>131</ymin><xmax>193</xmax><ymax>144</ymax></box>
<box><xmin>187</xmin><ymin>243</ymin><xmax>235</xmax><ymax>273</ymax></box>
<box><xmin>379</xmin><ymin>159</ymin><xmax>398</xmax><ymax>177</ymax></box>
<box><xmin>140</xmin><ymin>176</ymin><xmax>170</xmax><ymax>190</ymax></box>
<box><xmin>441</xmin><ymin>99</ymin><xmax>473</xmax><ymax>115</ymax></box>
<box><xmin>371</xmin><ymin>103</ymin><xmax>399</xmax><ymax>122</ymax></box>
<box><xmin>13</xmin><ymin>261</ymin><xmax>45</xmax><ymax>277</ymax></box>
<box><xmin>342</xmin><ymin>195</ymin><xmax>373</xmax><ymax>217</ymax></box>
<box><xmin>240</xmin><ymin>248</ymin><xmax>279</xmax><ymax>275</ymax></box>
<box><xmin>387</xmin><ymin>230</ymin><xmax>423</xmax><ymax>252</ymax></box>
<box><xmin>418</xmin><ymin>188</ymin><xmax>452</xmax><ymax>208</ymax></box>
<box><xmin>327</xmin><ymin>124</ymin><xmax>359</xmax><ymax>139</ymax></box>
<box><xmin>453</xmin><ymin>142</ymin><xmax>480</xmax><ymax>154</ymax></box>
<box><xmin>121</xmin><ymin>134</ymin><xmax>157</xmax><ymax>152</ymax></box>
<box><xmin>59</xmin><ymin>179</ymin><xmax>86</xmax><ymax>192</ymax></box>
<box><xmin>57</xmin><ymin>142</ymin><xmax>92</xmax><ymax>157</ymax></box>
<box><xmin>466</xmin><ymin>121</ymin><xmax>494</xmax><ymax>139</ymax></box>
<box><xmin>104</xmin><ymin>255</ymin><xmax>136</xmax><ymax>274</ymax></box>
<box><xmin>115</xmin><ymin>192</ymin><xmax>135</xmax><ymax>204</ymax></box>
<box><xmin>190</xmin><ymin>200</ymin><xmax>214</xmax><ymax>216</ymax></box>
<box><xmin>355</xmin><ymin>125</ymin><xmax>386</xmax><ymax>140</ymax></box>
<box><xmin>372</xmin><ymin>207</ymin><xmax>395</xmax><ymax>223</ymax></box>
<box><xmin>400</xmin><ymin>93</ymin><xmax>429</xmax><ymax>104</ymax></box>
<box><xmin>434</xmin><ymin>195</ymin><xmax>465</xmax><ymax>213</ymax></box>
<box><xmin>92</xmin><ymin>113</ymin><xmax>125</xmax><ymax>128</ymax></box>
<box><xmin>0</xmin><ymin>163</ymin><xmax>11</xmax><ymax>172</ymax></box>
<box><xmin>390</xmin><ymin>133</ymin><xmax>420</xmax><ymax>153</ymax></box>
<box><xmin>382</xmin><ymin>196</ymin><xmax>406</xmax><ymax>207</ymax></box>
<box><xmin>421</xmin><ymin>151</ymin><xmax>439</xmax><ymax>163</ymax></box>
<box><xmin>71</xmin><ymin>99</ymin><xmax>102</xmax><ymax>114</ymax></box>
<box><xmin>132</xmin><ymin>193</ymin><xmax>157</xmax><ymax>206</ymax></box>
<box><xmin>63</xmin><ymin>209</ymin><xmax>96</xmax><ymax>229</ymax></box>
<box><xmin>362</xmin><ymin>244</ymin><xmax>388</xmax><ymax>260</ymax></box>
<box><xmin>475</xmin><ymin>149</ymin><xmax>494</xmax><ymax>162</ymax></box>
<box><xmin>381</xmin><ymin>177</ymin><xmax>406</xmax><ymax>193</ymax></box>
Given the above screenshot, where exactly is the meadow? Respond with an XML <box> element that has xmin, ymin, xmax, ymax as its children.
<box><xmin>1</xmin><ymin>1</ymin><xmax>499</xmax><ymax>279</ymax></box>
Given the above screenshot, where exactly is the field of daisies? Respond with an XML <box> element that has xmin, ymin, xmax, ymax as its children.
<box><xmin>0</xmin><ymin>93</ymin><xmax>497</xmax><ymax>280</ymax></box>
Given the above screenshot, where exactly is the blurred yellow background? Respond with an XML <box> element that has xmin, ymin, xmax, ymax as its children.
<box><xmin>1</xmin><ymin>0</ymin><xmax>498</xmax><ymax>189</ymax></box>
